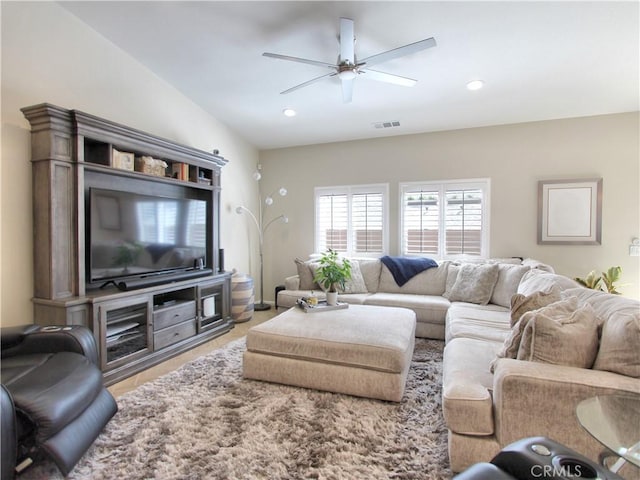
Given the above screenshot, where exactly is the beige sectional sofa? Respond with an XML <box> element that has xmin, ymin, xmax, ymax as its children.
<box><xmin>276</xmin><ymin>257</ymin><xmax>640</xmax><ymax>473</ymax></box>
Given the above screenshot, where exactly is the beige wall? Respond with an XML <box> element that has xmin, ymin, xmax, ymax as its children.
<box><xmin>260</xmin><ymin>113</ymin><xmax>640</xmax><ymax>300</ymax></box>
<box><xmin>1</xmin><ymin>2</ymin><xmax>260</xmax><ymax>326</ymax></box>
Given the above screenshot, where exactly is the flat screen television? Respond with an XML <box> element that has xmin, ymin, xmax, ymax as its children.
<box><xmin>88</xmin><ymin>187</ymin><xmax>208</xmax><ymax>287</ymax></box>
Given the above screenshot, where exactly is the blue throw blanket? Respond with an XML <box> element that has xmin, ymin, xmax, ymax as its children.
<box><xmin>380</xmin><ymin>256</ymin><xmax>438</xmax><ymax>287</ymax></box>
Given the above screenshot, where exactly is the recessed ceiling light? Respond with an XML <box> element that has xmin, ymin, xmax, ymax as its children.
<box><xmin>466</xmin><ymin>80</ymin><xmax>484</xmax><ymax>91</ymax></box>
<box><xmin>282</xmin><ymin>108</ymin><xmax>297</xmax><ymax>117</ymax></box>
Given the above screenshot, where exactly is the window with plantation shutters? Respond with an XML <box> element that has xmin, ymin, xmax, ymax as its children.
<box><xmin>316</xmin><ymin>193</ymin><xmax>348</xmax><ymax>252</ymax></box>
<box><xmin>315</xmin><ymin>184</ymin><xmax>388</xmax><ymax>256</ymax></box>
<box><xmin>400</xmin><ymin>179</ymin><xmax>490</xmax><ymax>258</ymax></box>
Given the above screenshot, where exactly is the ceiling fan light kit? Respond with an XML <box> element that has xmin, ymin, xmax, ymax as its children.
<box><xmin>263</xmin><ymin>17</ymin><xmax>436</xmax><ymax>103</ymax></box>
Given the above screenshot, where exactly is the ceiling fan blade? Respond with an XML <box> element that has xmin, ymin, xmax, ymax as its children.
<box><xmin>359</xmin><ymin>37</ymin><xmax>436</xmax><ymax>68</ymax></box>
<box><xmin>340</xmin><ymin>17</ymin><xmax>355</xmax><ymax>64</ymax></box>
<box><xmin>359</xmin><ymin>69</ymin><xmax>417</xmax><ymax>87</ymax></box>
<box><xmin>281</xmin><ymin>72</ymin><xmax>336</xmax><ymax>95</ymax></box>
<box><xmin>262</xmin><ymin>52</ymin><xmax>336</xmax><ymax>69</ymax></box>
<box><xmin>341</xmin><ymin>77</ymin><xmax>354</xmax><ymax>103</ymax></box>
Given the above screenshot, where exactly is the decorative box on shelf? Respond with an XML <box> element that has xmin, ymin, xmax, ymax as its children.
<box><xmin>111</xmin><ymin>148</ymin><xmax>134</xmax><ymax>171</ymax></box>
<box><xmin>135</xmin><ymin>155</ymin><xmax>168</xmax><ymax>177</ymax></box>
<box><xmin>297</xmin><ymin>298</ymin><xmax>349</xmax><ymax>313</ymax></box>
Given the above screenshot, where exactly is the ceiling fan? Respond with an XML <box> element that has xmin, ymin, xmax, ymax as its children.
<box><xmin>263</xmin><ymin>17</ymin><xmax>436</xmax><ymax>103</ymax></box>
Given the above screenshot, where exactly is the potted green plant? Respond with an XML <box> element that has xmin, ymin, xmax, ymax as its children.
<box><xmin>575</xmin><ymin>266</ymin><xmax>622</xmax><ymax>294</ymax></box>
<box><xmin>313</xmin><ymin>249</ymin><xmax>352</xmax><ymax>305</ymax></box>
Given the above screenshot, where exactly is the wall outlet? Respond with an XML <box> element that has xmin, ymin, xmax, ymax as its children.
<box><xmin>630</xmin><ymin>245</ymin><xmax>640</xmax><ymax>257</ymax></box>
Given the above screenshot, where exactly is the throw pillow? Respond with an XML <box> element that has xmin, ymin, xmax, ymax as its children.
<box><xmin>490</xmin><ymin>264</ymin><xmax>531</xmax><ymax>308</ymax></box>
<box><xmin>592</xmin><ymin>311</ymin><xmax>640</xmax><ymax>378</ymax></box>
<box><xmin>509</xmin><ymin>287</ymin><xmax>562</xmax><ymax>327</ymax></box>
<box><xmin>490</xmin><ymin>310</ymin><xmax>534</xmax><ymax>372</ymax></box>
<box><xmin>516</xmin><ymin>297</ymin><xmax>601</xmax><ymax>369</ymax></box>
<box><xmin>338</xmin><ymin>260</ymin><xmax>368</xmax><ymax>294</ymax></box>
<box><xmin>307</xmin><ymin>262</ymin><xmax>327</xmax><ymax>292</ymax></box>
<box><xmin>446</xmin><ymin>263</ymin><xmax>499</xmax><ymax>305</ymax></box>
<box><xmin>294</xmin><ymin>258</ymin><xmax>318</xmax><ymax>290</ymax></box>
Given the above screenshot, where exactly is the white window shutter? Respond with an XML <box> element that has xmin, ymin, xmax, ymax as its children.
<box><xmin>401</xmin><ymin>179</ymin><xmax>489</xmax><ymax>258</ymax></box>
<box><xmin>402</xmin><ymin>189</ymin><xmax>440</xmax><ymax>255</ymax></box>
<box><xmin>445</xmin><ymin>189</ymin><xmax>483</xmax><ymax>256</ymax></box>
<box><xmin>316</xmin><ymin>194</ymin><xmax>348</xmax><ymax>253</ymax></box>
<box><xmin>352</xmin><ymin>192</ymin><xmax>383</xmax><ymax>253</ymax></box>
<box><xmin>315</xmin><ymin>185</ymin><xmax>388</xmax><ymax>256</ymax></box>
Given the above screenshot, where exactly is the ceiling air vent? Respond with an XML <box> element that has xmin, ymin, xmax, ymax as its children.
<box><xmin>373</xmin><ymin>120</ymin><xmax>401</xmax><ymax>129</ymax></box>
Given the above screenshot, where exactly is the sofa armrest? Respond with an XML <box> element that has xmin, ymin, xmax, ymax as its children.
<box><xmin>1</xmin><ymin>384</ymin><xmax>16</xmax><ymax>480</ymax></box>
<box><xmin>0</xmin><ymin>325</ymin><xmax>99</xmax><ymax>366</ymax></box>
<box><xmin>284</xmin><ymin>275</ymin><xmax>300</xmax><ymax>291</ymax></box>
<box><xmin>0</xmin><ymin>324</ymin><xmax>40</xmax><ymax>350</ymax></box>
<box><xmin>493</xmin><ymin>358</ymin><xmax>640</xmax><ymax>458</ymax></box>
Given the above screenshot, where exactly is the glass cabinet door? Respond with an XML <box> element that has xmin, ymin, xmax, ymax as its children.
<box><xmin>98</xmin><ymin>297</ymin><xmax>151</xmax><ymax>370</ymax></box>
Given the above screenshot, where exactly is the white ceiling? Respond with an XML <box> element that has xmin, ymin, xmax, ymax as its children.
<box><xmin>61</xmin><ymin>1</ymin><xmax>639</xmax><ymax>150</ymax></box>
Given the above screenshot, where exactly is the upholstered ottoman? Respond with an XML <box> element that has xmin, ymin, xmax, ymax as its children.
<box><xmin>243</xmin><ymin>304</ymin><xmax>416</xmax><ymax>402</ymax></box>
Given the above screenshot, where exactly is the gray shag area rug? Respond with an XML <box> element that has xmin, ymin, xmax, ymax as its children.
<box><xmin>20</xmin><ymin>337</ymin><xmax>451</xmax><ymax>480</ymax></box>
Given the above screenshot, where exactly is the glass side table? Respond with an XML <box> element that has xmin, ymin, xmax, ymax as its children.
<box><xmin>576</xmin><ymin>394</ymin><xmax>640</xmax><ymax>474</ymax></box>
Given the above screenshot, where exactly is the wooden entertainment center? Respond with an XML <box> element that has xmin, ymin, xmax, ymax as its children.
<box><xmin>22</xmin><ymin>104</ymin><xmax>234</xmax><ymax>385</ymax></box>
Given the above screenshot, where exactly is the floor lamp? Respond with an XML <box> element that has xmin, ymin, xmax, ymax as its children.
<box><xmin>236</xmin><ymin>171</ymin><xmax>288</xmax><ymax>311</ymax></box>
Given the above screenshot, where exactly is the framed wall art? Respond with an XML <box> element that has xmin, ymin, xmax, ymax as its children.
<box><xmin>538</xmin><ymin>178</ymin><xmax>602</xmax><ymax>245</ymax></box>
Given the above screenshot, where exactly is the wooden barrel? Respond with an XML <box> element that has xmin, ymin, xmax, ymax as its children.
<box><xmin>231</xmin><ymin>273</ymin><xmax>254</xmax><ymax>323</ymax></box>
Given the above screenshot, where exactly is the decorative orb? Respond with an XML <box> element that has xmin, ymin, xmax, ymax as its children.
<box><xmin>265</xmin><ymin>196</ymin><xmax>273</xmax><ymax>206</ymax></box>
<box><xmin>252</xmin><ymin>171</ymin><xmax>262</xmax><ymax>181</ymax></box>
<box><xmin>279</xmin><ymin>187</ymin><xmax>288</xmax><ymax>196</ymax></box>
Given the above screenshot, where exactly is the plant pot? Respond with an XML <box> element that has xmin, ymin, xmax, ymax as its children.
<box><xmin>326</xmin><ymin>291</ymin><xmax>338</xmax><ymax>306</ymax></box>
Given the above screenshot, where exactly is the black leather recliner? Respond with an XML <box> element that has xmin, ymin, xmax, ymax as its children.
<box><xmin>1</xmin><ymin>324</ymin><xmax>118</xmax><ymax>479</ymax></box>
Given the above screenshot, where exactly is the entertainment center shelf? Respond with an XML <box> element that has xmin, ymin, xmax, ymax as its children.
<box><xmin>83</xmin><ymin>138</ymin><xmax>215</xmax><ymax>187</ymax></box>
<box><xmin>22</xmin><ymin>103</ymin><xmax>234</xmax><ymax>385</ymax></box>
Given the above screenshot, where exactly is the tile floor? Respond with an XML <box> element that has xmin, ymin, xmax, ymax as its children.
<box><xmin>107</xmin><ymin>307</ymin><xmax>279</xmax><ymax>398</ymax></box>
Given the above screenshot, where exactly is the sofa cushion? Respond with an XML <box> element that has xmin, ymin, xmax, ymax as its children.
<box><xmin>364</xmin><ymin>293</ymin><xmax>450</xmax><ymax>324</ymax></box>
<box><xmin>294</xmin><ymin>258</ymin><xmax>318</xmax><ymax>290</ymax></box>
<box><xmin>446</xmin><ymin>263</ymin><xmax>499</xmax><ymax>305</ymax></box>
<box><xmin>378</xmin><ymin>261</ymin><xmax>449</xmax><ymax>295</ymax></box>
<box><xmin>517</xmin><ymin>270</ymin><xmax>578</xmax><ymax>296</ymax></box>
<box><xmin>355</xmin><ymin>258</ymin><xmax>382</xmax><ymax>293</ymax></box>
<box><xmin>277</xmin><ymin>289</ymin><xmax>326</xmax><ymax>309</ymax></box>
<box><xmin>490</xmin><ymin>264</ymin><xmax>530</xmax><ymax>308</ymax></box>
<box><xmin>337</xmin><ymin>293</ymin><xmax>371</xmax><ymax>305</ymax></box>
<box><xmin>283</xmin><ymin>275</ymin><xmax>300</xmax><ymax>291</ymax></box>
<box><xmin>380</xmin><ymin>256</ymin><xmax>438</xmax><ymax>286</ymax></box>
<box><xmin>446</xmin><ymin>303</ymin><xmax>511</xmax><ymax>343</ymax></box>
<box><xmin>443</xmin><ymin>337</ymin><xmax>501</xmax><ymax>435</ymax></box>
<box><xmin>564</xmin><ymin>287</ymin><xmax>640</xmax><ymax>378</ymax></box>
<box><xmin>516</xmin><ymin>297</ymin><xmax>601</xmax><ymax>368</ymax></box>
<box><xmin>521</xmin><ymin>258</ymin><xmax>555</xmax><ymax>272</ymax></box>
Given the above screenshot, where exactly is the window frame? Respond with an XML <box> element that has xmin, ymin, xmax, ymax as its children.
<box><xmin>314</xmin><ymin>183</ymin><xmax>389</xmax><ymax>257</ymax></box>
<box><xmin>399</xmin><ymin>178</ymin><xmax>491</xmax><ymax>259</ymax></box>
